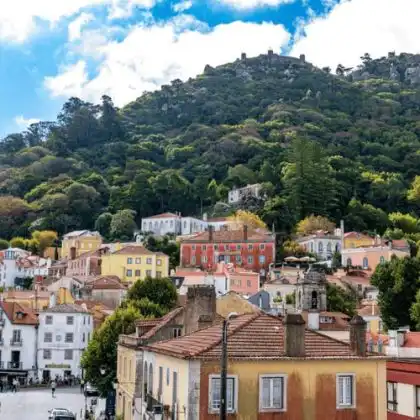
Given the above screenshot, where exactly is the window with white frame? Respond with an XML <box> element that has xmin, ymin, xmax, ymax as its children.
<box><xmin>146</xmin><ymin>258</ymin><xmax>152</xmax><ymax>264</ymax></box>
<box><xmin>64</xmin><ymin>349</ymin><xmax>73</xmax><ymax>360</ymax></box>
<box><xmin>336</xmin><ymin>374</ymin><xmax>355</xmax><ymax>408</ymax></box>
<box><xmin>46</xmin><ymin>315</ymin><xmax>53</xmax><ymax>325</ymax></box>
<box><xmin>44</xmin><ymin>332</ymin><xmax>52</xmax><ymax>343</ymax></box>
<box><xmin>259</xmin><ymin>375</ymin><xmax>286</xmax><ymax>411</ymax></box>
<box><xmin>209</xmin><ymin>375</ymin><xmax>237</xmax><ymax>413</ymax></box>
<box><xmin>387</xmin><ymin>381</ymin><xmax>397</xmax><ymax>412</ymax></box>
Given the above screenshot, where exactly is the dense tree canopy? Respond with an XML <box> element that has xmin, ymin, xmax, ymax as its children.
<box><xmin>0</xmin><ymin>53</ymin><xmax>420</xmax><ymax>241</ymax></box>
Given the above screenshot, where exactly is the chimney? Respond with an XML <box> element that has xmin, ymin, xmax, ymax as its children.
<box><xmin>241</xmin><ymin>52</ymin><xmax>247</xmax><ymax>60</ymax></box>
<box><xmin>299</xmin><ymin>54</ymin><xmax>306</xmax><ymax>62</ymax></box>
<box><xmin>208</xmin><ymin>225</ymin><xmax>214</xmax><ymax>242</ymax></box>
<box><xmin>283</xmin><ymin>313</ymin><xmax>306</xmax><ymax>357</ymax></box>
<box><xmin>349</xmin><ymin>315</ymin><xmax>367</xmax><ymax>356</ymax></box>
<box><xmin>184</xmin><ymin>285</ymin><xmax>216</xmax><ymax>334</ymax></box>
<box><xmin>243</xmin><ymin>225</ymin><xmax>248</xmax><ymax>241</ymax></box>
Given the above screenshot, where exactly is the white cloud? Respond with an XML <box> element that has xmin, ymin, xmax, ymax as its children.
<box><xmin>45</xmin><ymin>17</ymin><xmax>290</xmax><ymax>106</ymax></box>
<box><xmin>172</xmin><ymin>0</ymin><xmax>193</xmax><ymax>13</ymax></box>
<box><xmin>291</xmin><ymin>0</ymin><xmax>420</xmax><ymax>69</ymax></box>
<box><xmin>0</xmin><ymin>0</ymin><xmax>156</xmax><ymax>42</ymax></box>
<box><xmin>68</xmin><ymin>12</ymin><xmax>94</xmax><ymax>41</ymax></box>
<box><xmin>15</xmin><ymin>116</ymin><xmax>41</xmax><ymax>129</ymax></box>
<box><xmin>217</xmin><ymin>0</ymin><xmax>293</xmax><ymax>9</ymax></box>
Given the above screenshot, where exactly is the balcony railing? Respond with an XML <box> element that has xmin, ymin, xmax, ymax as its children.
<box><xmin>146</xmin><ymin>393</ymin><xmax>163</xmax><ymax>414</ymax></box>
<box><xmin>10</xmin><ymin>338</ymin><xmax>23</xmax><ymax>347</ymax></box>
<box><xmin>7</xmin><ymin>361</ymin><xmax>23</xmax><ymax>369</ymax></box>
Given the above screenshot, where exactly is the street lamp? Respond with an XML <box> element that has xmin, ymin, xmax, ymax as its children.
<box><xmin>220</xmin><ymin>312</ymin><xmax>238</xmax><ymax>420</ymax></box>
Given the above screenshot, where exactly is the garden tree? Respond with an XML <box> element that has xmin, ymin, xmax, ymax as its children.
<box><xmin>126</xmin><ymin>276</ymin><xmax>178</xmax><ymax>311</ymax></box>
<box><xmin>77</xmin><ymin>172</ymin><xmax>110</xmax><ymax>205</ymax></box>
<box><xmin>410</xmin><ymin>290</ymin><xmax>420</xmax><ymax>330</ymax></box>
<box><xmin>0</xmin><ymin>239</ymin><xmax>9</xmax><ymax>250</ymax></box>
<box><xmin>260</xmin><ymin>197</ymin><xmax>295</xmax><ymax>233</ymax></box>
<box><xmin>344</xmin><ymin>199</ymin><xmax>389</xmax><ymax>234</ymax></box>
<box><xmin>10</xmin><ymin>237</ymin><xmax>25</xmax><ymax>248</ymax></box>
<box><xmin>81</xmin><ymin>305</ymin><xmax>141</xmax><ymax>396</ymax></box>
<box><xmin>408</xmin><ymin>176</ymin><xmax>420</xmax><ymax>204</ymax></box>
<box><xmin>0</xmin><ymin>196</ymin><xmax>32</xmax><ymax>238</ymax></box>
<box><xmin>296</xmin><ymin>215</ymin><xmax>335</xmax><ymax>235</ymax></box>
<box><xmin>31</xmin><ymin>230</ymin><xmax>58</xmax><ymax>256</ymax></box>
<box><xmin>95</xmin><ymin>213</ymin><xmax>113</xmax><ymax>239</ymax></box>
<box><xmin>100</xmin><ymin>95</ymin><xmax>124</xmax><ymax>142</ymax></box>
<box><xmin>121</xmin><ymin>297</ymin><xmax>166</xmax><ymax>318</ymax></box>
<box><xmin>227</xmin><ymin>210</ymin><xmax>267</xmax><ymax>230</ymax></box>
<box><xmin>326</xmin><ymin>283</ymin><xmax>357</xmax><ymax>316</ymax></box>
<box><xmin>145</xmin><ymin>235</ymin><xmax>180</xmax><ymax>270</ymax></box>
<box><xmin>126</xmin><ymin>172</ymin><xmax>156</xmax><ymax>219</ymax></box>
<box><xmin>282</xmin><ymin>240</ymin><xmax>306</xmax><ymax>257</ymax></box>
<box><xmin>388</xmin><ymin>212</ymin><xmax>419</xmax><ymax>234</ymax></box>
<box><xmin>371</xmin><ymin>256</ymin><xmax>420</xmax><ymax>330</ymax></box>
<box><xmin>110</xmin><ymin>209</ymin><xmax>137</xmax><ymax>240</ymax></box>
<box><xmin>226</xmin><ymin>164</ymin><xmax>257</xmax><ymax>187</ymax></box>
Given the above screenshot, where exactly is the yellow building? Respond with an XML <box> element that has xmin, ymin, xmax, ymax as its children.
<box><xmin>101</xmin><ymin>245</ymin><xmax>169</xmax><ymax>283</ymax></box>
<box><xmin>358</xmin><ymin>301</ymin><xmax>383</xmax><ymax>333</ymax></box>
<box><xmin>139</xmin><ymin>312</ymin><xmax>387</xmax><ymax>420</ymax></box>
<box><xmin>61</xmin><ymin>230</ymin><xmax>102</xmax><ymax>259</ymax></box>
<box><xmin>216</xmin><ymin>291</ymin><xmax>261</xmax><ymax>318</ymax></box>
<box><xmin>343</xmin><ymin>232</ymin><xmax>375</xmax><ymax>249</ymax></box>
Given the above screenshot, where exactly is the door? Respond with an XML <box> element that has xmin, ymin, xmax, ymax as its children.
<box><xmin>11</xmin><ymin>351</ymin><xmax>20</xmax><ymax>369</ymax></box>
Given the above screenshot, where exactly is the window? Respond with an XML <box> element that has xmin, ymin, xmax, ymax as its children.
<box><xmin>64</xmin><ymin>350</ymin><xmax>73</xmax><ymax>360</ymax></box>
<box><xmin>209</xmin><ymin>375</ymin><xmax>237</xmax><ymax>413</ymax></box>
<box><xmin>259</xmin><ymin>255</ymin><xmax>266</xmax><ymax>264</ymax></box>
<box><xmin>173</xmin><ymin>328</ymin><xmax>182</xmax><ymax>338</ymax></box>
<box><xmin>362</xmin><ymin>257</ymin><xmax>369</xmax><ymax>269</ymax></box>
<box><xmin>156</xmin><ymin>271</ymin><xmax>162</xmax><ymax>278</ymax></box>
<box><xmin>416</xmin><ymin>386</ymin><xmax>420</xmax><ymax>416</ymax></box>
<box><xmin>202</xmin><ymin>245</ymin><xmax>207</xmax><ymax>251</ymax></box>
<box><xmin>318</xmin><ymin>242</ymin><xmax>323</xmax><ymax>253</ymax></box>
<box><xmin>43</xmin><ymin>349</ymin><xmax>51</xmax><ymax>359</ymax></box>
<box><xmin>66</xmin><ymin>316</ymin><xmax>74</xmax><ymax>325</ymax></box>
<box><xmin>259</xmin><ymin>375</ymin><xmax>286</xmax><ymax>411</ymax></box>
<box><xmin>12</xmin><ymin>330</ymin><xmax>21</xmax><ymax>342</ymax></box>
<box><xmin>82</xmin><ymin>333</ymin><xmax>86</xmax><ymax>343</ymax></box>
<box><xmin>247</xmin><ymin>280</ymin><xmax>252</xmax><ymax>288</ymax></box>
<box><xmin>247</xmin><ymin>256</ymin><xmax>254</xmax><ymax>264</ymax></box>
<box><xmin>191</xmin><ymin>256</ymin><xmax>196</xmax><ymax>265</ymax></box>
<box><xmin>135</xmin><ymin>269</ymin><xmax>141</xmax><ymax>277</ymax></box>
<box><xmin>146</xmin><ymin>258</ymin><xmax>152</xmax><ymax>264</ymax></box>
<box><xmin>83</xmin><ymin>316</ymin><xmax>86</xmax><ymax>325</ymax></box>
<box><xmin>170</xmin><ymin>220</ymin><xmax>174</xmax><ymax>227</ymax></box>
<box><xmin>44</xmin><ymin>332</ymin><xmax>52</xmax><ymax>343</ymax></box>
<box><xmin>327</xmin><ymin>242</ymin><xmax>332</xmax><ymax>252</ymax></box>
<box><xmin>158</xmin><ymin>367</ymin><xmax>163</xmax><ymax>396</ymax></box>
<box><xmin>46</xmin><ymin>315</ymin><xmax>53</xmax><ymax>325</ymax></box>
<box><xmin>202</xmin><ymin>256</ymin><xmax>207</xmax><ymax>263</ymax></box>
<box><xmin>135</xmin><ymin>258</ymin><xmax>141</xmax><ymax>264</ymax></box>
<box><xmin>65</xmin><ymin>333</ymin><xmax>74</xmax><ymax>343</ymax></box>
<box><xmin>127</xmin><ymin>258</ymin><xmax>133</xmax><ymax>264</ymax></box>
<box><xmin>146</xmin><ymin>270</ymin><xmax>152</xmax><ymax>277</ymax></box>
<box><xmin>126</xmin><ymin>269</ymin><xmax>133</xmax><ymax>277</ymax></box>
<box><xmin>248</xmin><ymin>244</ymin><xmax>253</xmax><ymax>251</ymax></box>
<box><xmin>214</xmin><ymin>245</ymin><xmax>218</xmax><ymax>251</ymax></box>
<box><xmin>166</xmin><ymin>368</ymin><xmax>170</xmax><ymax>386</ymax></box>
<box><xmin>157</xmin><ymin>259</ymin><xmax>162</xmax><ymax>266</ymax></box>
<box><xmin>387</xmin><ymin>382</ymin><xmax>397</xmax><ymax>412</ymax></box>
<box><xmin>336</xmin><ymin>374</ymin><xmax>355</xmax><ymax>408</ymax></box>
<box><xmin>260</xmin><ymin>244</ymin><xmax>265</xmax><ymax>250</ymax></box>
<box><xmin>192</xmin><ymin>245</ymin><xmax>196</xmax><ymax>251</ymax></box>
<box><xmin>236</xmin><ymin>244</ymin><xmax>241</xmax><ymax>251</ymax></box>
<box><xmin>236</xmin><ymin>255</ymin><xmax>242</xmax><ymax>263</ymax></box>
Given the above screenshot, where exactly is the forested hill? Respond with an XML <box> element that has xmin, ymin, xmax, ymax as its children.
<box><xmin>1</xmin><ymin>51</ymin><xmax>420</xmax><ymax>242</ymax></box>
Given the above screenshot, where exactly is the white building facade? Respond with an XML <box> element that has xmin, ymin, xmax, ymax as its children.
<box><xmin>296</xmin><ymin>233</ymin><xmax>342</xmax><ymax>260</ymax></box>
<box><xmin>0</xmin><ymin>301</ymin><xmax>38</xmax><ymax>383</ymax></box>
<box><xmin>37</xmin><ymin>303</ymin><xmax>93</xmax><ymax>381</ymax></box>
<box><xmin>228</xmin><ymin>183</ymin><xmax>262</xmax><ymax>204</ymax></box>
<box><xmin>141</xmin><ymin>213</ymin><xmax>207</xmax><ymax>236</ymax></box>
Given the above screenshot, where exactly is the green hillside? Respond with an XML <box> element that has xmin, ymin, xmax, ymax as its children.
<box><xmin>1</xmin><ymin>52</ymin><xmax>420</xmax><ymax>242</ymax></box>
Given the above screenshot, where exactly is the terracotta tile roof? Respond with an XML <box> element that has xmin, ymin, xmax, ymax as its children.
<box><xmin>147</xmin><ymin>213</ymin><xmax>180</xmax><ymax>219</ymax></box>
<box><xmin>74</xmin><ymin>300</ymin><xmax>112</xmax><ymax>311</ymax></box>
<box><xmin>145</xmin><ymin>312</ymin><xmax>379</xmax><ymax>360</ymax></box>
<box><xmin>344</xmin><ymin>232</ymin><xmax>373</xmax><ymax>239</ymax></box>
<box><xmin>403</xmin><ymin>332</ymin><xmax>420</xmax><ymax>348</ymax></box>
<box><xmin>86</xmin><ymin>275</ymin><xmax>127</xmax><ymax>290</ymax></box>
<box><xmin>358</xmin><ymin>303</ymin><xmax>380</xmax><ymax>317</ymax></box>
<box><xmin>139</xmin><ymin>306</ymin><xmax>185</xmax><ymax>340</ymax></box>
<box><xmin>43</xmin><ymin>303</ymin><xmax>90</xmax><ymax>314</ymax></box>
<box><xmin>63</xmin><ymin>230</ymin><xmax>101</xmax><ymax>238</ymax></box>
<box><xmin>3</xmin><ymin>290</ymin><xmax>50</xmax><ymax>300</ymax></box>
<box><xmin>392</xmin><ymin>239</ymin><xmax>410</xmax><ymax>249</ymax></box>
<box><xmin>0</xmin><ymin>302</ymin><xmax>38</xmax><ymax>325</ymax></box>
<box><xmin>112</xmin><ymin>246</ymin><xmax>157</xmax><ymax>256</ymax></box>
<box><xmin>182</xmin><ymin>229</ymin><xmax>274</xmax><ymax>243</ymax></box>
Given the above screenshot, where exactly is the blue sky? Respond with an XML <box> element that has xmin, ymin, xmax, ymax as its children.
<box><xmin>0</xmin><ymin>0</ymin><xmax>418</xmax><ymax>137</ymax></box>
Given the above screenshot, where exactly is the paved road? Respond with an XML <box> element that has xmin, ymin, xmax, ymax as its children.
<box><xmin>0</xmin><ymin>387</ymin><xmax>105</xmax><ymax>419</ymax></box>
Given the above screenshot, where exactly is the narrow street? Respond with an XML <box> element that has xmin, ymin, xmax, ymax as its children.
<box><xmin>0</xmin><ymin>387</ymin><xmax>105</xmax><ymax>419</ymax></box>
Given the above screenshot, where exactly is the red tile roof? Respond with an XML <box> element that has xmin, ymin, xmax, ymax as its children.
<box><xmin>112</xmin><ymin>246</ymin><xmax>155</xmax><ymax>255</ymax></box>
<box><xmin>138</xmin><ymin>306</ymin><xmax>184</xmax><ymax>340</ymax></box>
<box><xmin>182</xmin><ymin>229</ymin><xmax>274</xmax><ymax>243</ymax></box>
<box><xmin>147</xmin><ymin>213</ymin><xmax>180</xmax><ymax>219</ymax></box>
<box><xmin>0</xmin><ymin>302</ymin><xmax>38</xmax><ymax>325</ymax></box>
<box><xmin>403</xmin><ymin>332</ymin><xmax>420</xmax><ymax>348</ymax></box>
<box><xmin>344</xmin><ymin>232</ymin><xmax>373</xmax><ymax>239</ymax></box>
<box><xmin>86</xmin><ymin>275</ymin><xmax>127</xmax><ymax>290</ymax></box>
<box><xmin>145</xmin><ymin>312</ymin><xmax>381</xmax><ymax>360</ymax></box>
<box><xmin>392</xmin><ymin>239</ymin><xmax>410</xmax><ymax>249</ymax></box>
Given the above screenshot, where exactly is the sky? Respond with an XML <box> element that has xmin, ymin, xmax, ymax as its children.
<box><xmin>1</xmin><ymin>0</ymin><xmax>420</xmax><ymax>136</ymax></box>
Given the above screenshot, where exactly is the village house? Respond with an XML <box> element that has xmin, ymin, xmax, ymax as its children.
<box><xmin>228</xmin><ymin>183</ymin><xmax>262</xmax><ymax>204</ymax></box>
<box><xmin>180</xmin><ymin>226</ymin><xmax>275</xmax><ymax>276</ymax></box>
<box><xmin>61</xmin><ymin>230</ymin><xmax>102</xmax><ymax>260</ymax></box>
<box><xmin>343</xmin><ymin>232</ymin><xmax>375</xmax><ymax>249</ymax></box>
<box><xmin>101</xmin><ymin>245</ymin><xmax>169</xmax><ymax>283</ymax></box>
<box><xmin>139</xmin><ymin>311</ymin><xmax>386</xmax><ymax>420</ymax></box>
<box><xmin>0</xmin><ymin>301</ymin><xmax>38</xmax><ymax>384</ymax></box>
<box><xmin>82</xmin><ymin>275</ymin><xmax>127</xmax><ymax>309</ymax></box>
<box><xmin>65</xmin><ymin>248</ymin><xmax>104</xmax><ymax>278</ymax></box>
<box><xmin>296</xmin><ymin>230</ymin><xmax>342</xmax><ymax>260</ymax></box>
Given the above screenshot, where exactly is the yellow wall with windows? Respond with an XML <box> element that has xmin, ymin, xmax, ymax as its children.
<box><xmin>61</xmin><ymin>236</ymin><xmax>102</xmax><ymax>259</ymax></box>
<box><xmin>116</xmin><ymin>344</ymin><xmax>138</xmax><ymax>420</ymax></box>
<box><xmin>206</xmin><ymin>358</ymin><xmax>386</xmax><ymax>420</ymax></box>
<box><xmin>343</xmin><ymin>235</ymin><xmax>374</xmax><ymax>249</ymax></box>
<box><xmin>101</xmin><ymin>253</ymin><xmax>169</xmax><ymax>283</ymax></box>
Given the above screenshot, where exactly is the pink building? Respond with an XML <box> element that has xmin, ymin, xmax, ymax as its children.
<box><xmin>66</xmin><ymin>249</ymin><xmax>105</xmax><ymax>277</ymax></box>
<box><xmin>341</xmin><ymin>241</ymin><xmax>410</xmax><ymax>272</ymax></box>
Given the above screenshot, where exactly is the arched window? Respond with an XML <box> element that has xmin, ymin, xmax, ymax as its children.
<box><xmin>318</xmin><ymin>242</ymin><xmax>323</xmax><ymax>253</ymax></box>
<box><xmin>310</xmin><ymin>242</ymin><xmax>314</xmax><ymax>252</ymax></box>
<box><xmin>327</xmin><ymin>242</ymin><xmax>332</xmax><ymax>252</ymax></box>
<box><xmin>363</xmin><ymin>257</ymin><xmax>369</xmax><ymax>269</ymax></box>
<box><xmin>311</xmin><ymin>291</ymin><xmax>318</xmax><ymax>309</ymax></box>
<box><xmin>380</xmin><ymin>256</ymin><xmax>385</xmax><ymax>264</ymax></box>
<box><xmin>148</xmin><ymin>363</ymin><xmax>153</xmax><ymax>395</ymax></box>
<box><xmin>346</xmin><ymin>258</ymin><xmax>352</xmax><ymax>267</ymax></box>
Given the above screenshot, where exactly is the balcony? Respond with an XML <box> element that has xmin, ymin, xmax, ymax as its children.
<box><xmin>10</xmin><ymin>338</ymin><xmax>23</xmax><ymax>347</ymax></box>
<box><xmin>7</xmin><ymin>361</ymin><xmax>23</xmax><ymax>370</ymax></box>
<box><xmin>146</xmin><ymin>393</ymin><xmax>163</xmax><ymax>415</ymax></box>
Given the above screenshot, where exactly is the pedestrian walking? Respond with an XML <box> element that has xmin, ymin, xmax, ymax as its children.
<box><xmin>80</xmin><ymin>378</ymin><xmax>85</xmax><ymax>394</ymax></box>
<box><xmin>51</xmin><ymin>379</ymin><xmax>56</xmax><ymax>397</ymax></box>
<box><xmin>12</xmin><ymin>378</ymin><xmax>18</xmax><ymax>393</ymax></box>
